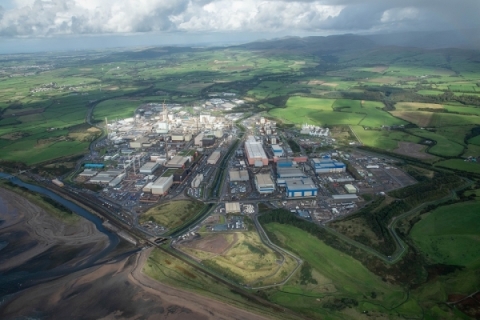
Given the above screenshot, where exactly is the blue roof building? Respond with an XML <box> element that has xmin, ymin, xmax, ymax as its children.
<box><xmin>311</xmin><ymin>157</ymin><xmax>346</xmax><ymax>174</ymax></box>
<box><xmin>277</xmin><ymin>159</ymin><xmax>293</xmax><ymax>168</ymax></box>
<box><xmin>84</xmin><ymin>163</ymin><xmax>105</xmax><ymax>169</ymax></box>
<box><xmin>285</xmin><ymin>178</ymin><xmax>317</xmax><ymax>198</ymax></box>
<box><xmin>271</xmin><ymin>144</ymin><xmax>284</xmax><ymax>157</ymax></box>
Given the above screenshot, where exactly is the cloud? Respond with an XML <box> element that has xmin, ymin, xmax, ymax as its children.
<box><xmin>0</xmin><ymin>0</ymin><xmax>479</xmax><ymax>37</ymax></box>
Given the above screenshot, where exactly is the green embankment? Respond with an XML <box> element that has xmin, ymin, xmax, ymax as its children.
<box><xmin>263</xmin><ymin>223</ymin><xmax>410</xmax><ymax>319</ymax></box>
<box><xmin>435</xmin><ymin>159</ymin><xmax>480</xmax><ymax>173</ymax></box>
<box><xmin>411</xmin><ymin>201</ymin><xmax>480</xmax><ymax>267</ymax></box>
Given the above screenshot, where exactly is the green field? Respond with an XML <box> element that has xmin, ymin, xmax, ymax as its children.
<box><xmin>411</xmin><ymin>201</ymin><xmax>480</xmax><ymax>267</ymax></box>
<box><xmin>93</xmin><ymin>98</ymin><xmax>140</xmax><ymax>120</ymax></box>
<box><xmin>269</xmin><ymin>97</ymin><xmax>403</xmax><ymax>128</ymax></box>
<box><xmin>407</xmin><ymin>128</ymin><xmax>465</xmax><ymax>157</ymax></box>
<box><xmin>434</xmin><ymin>159</ymin><xmax>480</xmax><ymax>173</ymax></box>
<box><xmin>263</xmin><ymin>223</ymin><xmax>409</xmax><ymax>319</ymax></box>
<box><xmin>351</xmin><ymin>126</ymin><xmax>421</xmax><ymax>150</ymax></box>
<box><xmin>468</xmin><ymin>135</ymin><xmax>480</xmax><ymax>146</ymax></box>
<box><xmin>140</xmin><ymin>200</ymin><xmax>206</xmax><ymax>229</ymax></box>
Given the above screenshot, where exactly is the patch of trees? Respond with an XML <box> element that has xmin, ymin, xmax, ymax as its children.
<box><xmin>337</xmin><ymin>174</ymin><xmax>464</xmax><ymax>255</ymax></box>
<box><xmin>299</xmin><ymin>261</ymin><xmax>317</xmax><ymax>285</ymax></box>
<box><xmin>464</xmin><ymin>126</ymin><xmax>480</xmax><ymax>144</ymax></box>
<box><xmin>287</xmin><ymin>139</ymin><xmax>301</xmax><ymax>153</ymax></box>
<box><xmin>323</xmin><ymin>298</ymin><xmax>358</xmax><ymax>311</ymax></box>
<box><xmin>40</xmin><ymin>196</ymin><xmax>73</xmax><ymax>215</ymax></box>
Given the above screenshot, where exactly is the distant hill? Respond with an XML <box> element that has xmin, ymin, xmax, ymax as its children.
<box><xmin>234</xmin><ymin>30</ymin><xmax>480</xmax><ymax>54</ymax></box>
<box><xmin>366</xmin><ymin>29</ymin><xmax>480</xmax><ymax>50</ymax></box>
<box><xmin>235</xmin><ymin>34</ymin><xmax>377</xmax><ymax>54</ymax></box>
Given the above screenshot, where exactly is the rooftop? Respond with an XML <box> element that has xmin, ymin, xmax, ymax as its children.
<box><xmin>255</xmin><ymin>173</ymin><xmax>275</xmax><ymax>186</ymax></box>
<box><xmin>285</xmin><ymin>178</ymin><xmax>317</xmax><ymax>191</ymax></box>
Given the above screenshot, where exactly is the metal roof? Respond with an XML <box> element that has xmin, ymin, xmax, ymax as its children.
<box><xmin>255</xmin><ymin>173</ymin><xmax>275</xmax><ymax>187</ymax></box>
<box><xmin>285</xmin><ymin>178</ymin><xmax>317</xmax><ymax>191</ymax></box>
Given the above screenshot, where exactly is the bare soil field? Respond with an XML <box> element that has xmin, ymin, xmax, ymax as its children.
<box><xmin>308</xmin><ymin>80</ymin><xmax>325</xmax><ymax>85</ymax></box>
<box><xmin>371</xmin><ymin>66</ymin><xmax>389</xmax><ymax>73</ymax></box>
<box><xmin>182</xmin><ymin>233</ymin><xmax>237</xmax><ymax>255</ymax></box>
<box><xmin>393</xmin><ymin>141</ymin><xmax>435</xmax><ymax>159</ymax></box>
<box><xmin>394</xmin><ymin>102</ymin><xmax>444</xmax><ymax>111</ymax></box>
<box><xmin>390</xmin><ymin>111</ymin><xmax>433</xmax><ymax>127</ymax></box>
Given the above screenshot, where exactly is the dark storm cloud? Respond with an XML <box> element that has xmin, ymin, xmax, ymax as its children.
<box><xmin>0</xmin><ymin>0</ymin><xmax>478</xmax><ymax>37</ymax></box>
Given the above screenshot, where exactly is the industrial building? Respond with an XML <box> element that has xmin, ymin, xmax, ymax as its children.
<box><xmin>332</xmin><ymin>194</ymin><xmax>358</xmax><ymax>202</ymax></box>
<box><xmin>194</xmin><ymin>132</ymin><xmax>204</xmax><ymax>146</ymax></box>
<box><xmin>156</xmin><ymin>122</ymin><xmax>169</xmax><ymax>134</ymax></box>
<box><xmin>277</xmin><ymin>167</ymin><xmax>307</xmax><ymax>187</ymax></box>
<box><xmin>129</xmin><ymin>137</ymin><xmax>149</xmax><ymax>149</ymax></box>
<box><xmin>229</xmin><ymin>169</ymin><xmax>249</xmax><ymax>182</ymax></box>
<box><xmin>191</xmin><ymin>174</ymin><xmax>204</xmax><ymax>188</ymax></box>
<box><xmin>285</xmin><ymin>178</ymin><xmax>317</xmax><ymax>198</ymax></box>
<box><xmin>165</xmin><ymin>156</ymin><xmax>189</xmax><ymax>168</ymax></box>
<box><xmin>344</xmin><ymin>184</ymin><xmax>357</xmax><ymax>194</ymax></box>
<box><xmin>171</xmin><ymin>134</ymin><xmax>185</xmax><ymax>142</ymax></box>
<box><xmin>225</xmin><ymin>202</ymin><xmax>241</xmax><ymax>213</ymax></box>
<box><xmin>207</xmin><ymin>151</ymin><xmax>221</xmax><ymax>165</ymax></box>
<box><xmin>108</xmin><ymin>173</ymin><xmax>125</xmax><ymax>187</ymax></box>
<box><xmin>201</xmin><ymin>136</ymin><xmax>216</xmax><ymax>147</ymax></box>
<box><xmin>277</xmin><ymin>159</ymin><xmax>293</xmax><ymax>168</ymax></box>
<box><xmin>144</xmin><ymin>176</ymin><xmax>173</xmax><ymax>195</ymax></box>
<box><xmin>245</xmin><ymin>136</ymin><xmax>268</xmax><ymax>166</ymax></box>
<box><xmin>311</xmin><ymin>157</ymin><xmax>346</xmax><ymax>173</ymax></box>
<box><xmin>271</xmin><ymin>144</ymin><xmax>284</xmax><ymax>157</ymax></box>
<box><xmin>255</xmin><ymin>173</ymin><xmax>275</xmax><ymax>194</ymax></box>
<box><xmin>139</xmin><ymin>162</ymin><xmax>160</xmax><ymax>174</ymax></box>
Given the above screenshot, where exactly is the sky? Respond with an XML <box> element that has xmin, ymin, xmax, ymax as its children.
<box><xmin>0</xmin><ymin>0</ymin><xmax>479</xmax><ymax>53</ymax></box>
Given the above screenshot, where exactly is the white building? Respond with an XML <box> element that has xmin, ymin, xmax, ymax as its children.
<box><xmin>140</xmin><ymin>162</ymin><xmax>160</xmax><ymax>174</ymax></box>
<box><xmin>207</xmin><ymin>151</ymin><xmax>221</xmax><ymax>165</ymax></box>
<box><xmin>255</xmin><ymin>173</ymin><xmax>275</xmax><ymax>194</ymax></box>
<box><xmin>150</xmin><ymin>176</ymin><xmax>173</xmax><ymax>195</ymax></box>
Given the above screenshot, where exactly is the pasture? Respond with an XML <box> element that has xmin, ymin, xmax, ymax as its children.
<box><xmin>351</xmin><ymin>126</ymin><xmax>421</xmax><ymax>150</ymax></box>
<box><xmin>411</xmin><ymin>201</ymin><xmax>480</xmax><ymax>267</ymax></box>
<box><xmin>269</xmin><ymin>97</ymin><xmax>403</xmax><ymax>128</ymax></box>
<box><xmin>407</xmin><ymin>129</ymin><xmax>465</xmax><ymax>157</ymax></box>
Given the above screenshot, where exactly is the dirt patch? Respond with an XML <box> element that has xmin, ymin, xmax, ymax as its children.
<box><xmin>369</xmin><ymin>77</ymin><xmax>398</xmax><ymax>84</ymax></box>
<box><xmin>183</xmin><ymin>233</ymin><xmax>236</xmax><ymax>255</ymax></box>
<box><xmin>394</xmin><ymin>142</ymin><xmax>435</xmax><ymax>159</ymax></box>
<box><xmin>321</xmin><ymin>82</ymin><xmax>338</xmax><ymax>87</ymax></box>
<box><xmin>308</xmin><ymin>80</ymin><xmax>325</xmax><ymax>85</ymax></box>
<box><xmin>2</xmin><ymin>107</ymin><xmax>45</xmax><ymax>118</ymax></box>
<box><xmin>395</xmin><ymin>102</ymin><xmax>444</xmax><ymax>112</ymax></box>
<box><xmin>390</xmin><ymin>111</ymin><xmax>433</xmax><ymax>127</ymax></box>
<box><xmin>0</xmin><ymin>132</ymin><xmax>29</xmax><ymax>140</ymax></box>
<box><xmin>371</xmin><ymin>66</ymin><xmax>389</xmax><ymax>73</ymax></box>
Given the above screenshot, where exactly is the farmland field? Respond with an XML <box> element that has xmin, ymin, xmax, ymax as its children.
<box><xmin>407</xmin><ymin>128</ymin><xmax>465</xmax><ymax>157</ymax></box>
<box><xmin>351</xmin><ymin>126</ymin><xmax>421</xmax><ymax>150</ymax></box>
<box><xmin>269</xmin><ymin>97</ymin><xmax>403</xmax><ymax>128</ymax></box>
